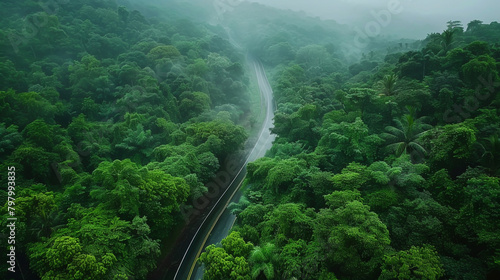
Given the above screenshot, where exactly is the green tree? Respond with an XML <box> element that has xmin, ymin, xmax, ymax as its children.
<box><xmin>279</xmin><ymin>239</ymin><xmax>307</xmax><ymax>279</ymax></box>
<box><xmin>343</xmin><ymin>88</ymin><xmax>378</xmax><ymax>115</ymax></box>
<box><xmin>478</xmin><ymin>134</ymin><xmax>500</xmax><ymax>175</ymax></box>
<box><xmin>464</xmin><ymin>41</ymin><xmax>491</xmax><ymax>56</ymax></box>
<box><xmin>457</xmin><ymin>176</ymin><xmax>500</xmax><ymax>247</ymax></box>
<box><xmin>427</xmin><ymin>169</ymin><xmax>462</xmax><ymax>206</ymax></box>
<box><xmin>90</xmin><ymin>159</ymin><xmax>189</xmax><ymax>234</ymax></box>
<box><xmin>67</xmin><ymin>254</ymin><xmax>108</xmax><ymax>280</ymax></box>
<box><xmin>461</xmin><ymin>54</ymin><xmax>498</xmax><ymax>87</ymax></box>
<box><xmin>379</xmin><ymin>74</ymin><xmax>399</xmax><ymax>96</ymax></box>
<box><xmin>296</xmin><ymin>45</ymin><xmax>330</xmax><ymax>70</ymax></box>
<box><xmin>10</xmin><ymin>144</ymin><xmax>58</xmax><ymax>181</ymax></box>
<box><xmin>0</xmin><ymin>90</ymin><xmax>58</xmax><ymax>128</ymax></box>
<box><xmin>330</xmin><ymin>163</ymin><xmax>369</xmax><ymax>191</ymax></box>
<box><xmin>260</xmin><ymin>203</ymin><xmax>314</xmax><ymax>242</ymax></box>
<box><xmin>249</xmin><ymin>243</ymin><xmax>278</xmax><ymax>280</ymax></box>
<box><xmin>140</xmin><ymin>169</ymin><xmax>190</xmax><ymax>234</ymax></box>
<box><xmin>264</xmin><ymin>158</ymin><xmax>306</xmax><ymax>195</ymax></box>
<box><xmin>29</xmin><ymin>233</ymin><xmax>121</xmax><ymax>280</ymax></box>
<box><xmin>381</xmin><ymin>107</ymin><xmax>431</xmax><ymax>160</ymax></box>
<box><xmin>238</xmin><ymin>204</ymin><xmax>273</xmax><ymax>228</ymax></box>
<box><xmin>68</xmin><ymin>54</ymin><xmax>113</xmax><ymax>102</ymax></box>
<box><xmin>441</xmin><ymin>29</ymin><xmax>456</xmax><ymax>54</ymax></box>
<box><xmin>425</xmin><ymin>122</ymin><xmax>477</xmax><ymax>174</ymax></box>
<box><xmin>315</xmin><ymin>192</ymin><xmax>390</xmax><ymax>279</ymax></box>
<box><xmin>114</xmin><ymin>123</ymin><xmax>154</xmax><ymax>161</ymax></box>
<box><xmin>0</xmin><ymin>123</ymin><xmax>22</xmax><ymax>157</ymax></box>
<box><xmin>379</xmin><ymin>245</ymin><xmax>444</xmax><ymax>280</ymax></box>
<box><xmin>199</xmin><ymin>244</ymin><xmax>251</xmax><ymax>280</ymax></box>
<box><xmin>222</xmin><ymin>231</ymin><xmax>254</xmax><ymax>258</ymax></box>
<box><xmin>466</xmin><ymin>20</ymin><xmax>484</xmax><ymax>32</ymax></box>
<box><xmin>22</xmin><ymin>119</ymin><xmax>62</xmax><ymax>150</ymax></box>
<box><xmin>45</xmin><ymin>236</ymin><xmax>83</xmax><ymax>271</ymax></box>
<box><xmin>385</xmin><ymin>195</ymin><xmax>455</xmax><ymax>250</ymax></box>
<box><xmin>179</xmin><ymin>91</ymin><xmax>211</xmax><ymax>120</ymax></box>
<box><xmin>317</xmin><ymin>117</ymin><xmax>383</xmax><ymax>172</ymax></box>
<box><xmin>29</xmin><ymin>235</ymin><xmax>105</xmax><ymax>280</ymax></box>
<box><xmin>186</xmin><ymin>120</ymin><xmax>247</xmax><ymax>159</ymax></box>
<box><xmin>147</xmin><ymin>45</ymin><xmax>181</xmax><ymax>61</ymax></box>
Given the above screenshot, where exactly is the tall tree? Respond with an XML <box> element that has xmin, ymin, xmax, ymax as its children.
<box><xmin>379</xmin><ymin>245</ymin><xmax>444</xmax><ymax>280</ymax></box>
<box><xmin>249</xmin><ymin>243</ymin><xmax>278</xmax><ymax>280</ymax></box>
<box><xmin>379</xmin><ymin>74</ymin><xmax>398</xmax><ymax>96</ymax></box>
<box><xmin>315</xmin><ymin>192</ymin><xmax>390</xmax><ymax>279</ymax></box>
<box><xmin>381</xmin><ymin>107</ymin><xmax>431</xmax><ymax>161</ymax></box>
<box><xmin>199</xmin><ymin>244</ymin><xmax>251</xmax><ymax>280</ymax></box>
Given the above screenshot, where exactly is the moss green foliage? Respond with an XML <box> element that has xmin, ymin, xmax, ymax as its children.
<box><xmin>2</xmin><ymin>0</ymin><xmax>500</xmax><ymax>279</ymax></box>
<box><xmin>0</xmin><ymin>0</ymin><xmax>251</xmax><ymax>279</ymax></box>
<box><xmin>379</xmin><ymin>245</ymin><xmax>444</xmax><ymax>280</ymax></box>
<box><xmin>203</xmin><ymin>18</ymin><xmax>500</xmax><ymax>280</ymax></box>
<box><xmin>199</xmin><ymin>232</ymin><xmax>253</xmax><ymax>280</ymax></box>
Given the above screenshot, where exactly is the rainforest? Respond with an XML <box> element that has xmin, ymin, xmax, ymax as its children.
<box><xmin>0</xmin><ymin>0</ymin><xmax>499</xmax><ymax>280</ymax></box>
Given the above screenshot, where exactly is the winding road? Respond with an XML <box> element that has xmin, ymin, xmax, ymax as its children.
<box><xmin>156</xmin><ymin>57</ymin><xmax>275</xmax><ymax>280</ymax></box>
<box><xmin>185</xmin><ymin>57</ymin><xmax>276</xmax><ymax>280</ymax></box>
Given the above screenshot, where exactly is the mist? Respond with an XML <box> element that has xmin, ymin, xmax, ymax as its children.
<box><xmin>245</xmin><ymin>0</ymin><xmax>500</xmax><ymax>39</ymax></box>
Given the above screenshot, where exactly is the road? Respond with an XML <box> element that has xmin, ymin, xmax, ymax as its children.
<box><xmin>165</xmin><ymin>57</ymin><xmax>276</xmax><ymax>280</ymax></box>
<box><xmin>187</xmin><ymin>58</ymin><xmax>276</xmax><ymax>280</ymax></box>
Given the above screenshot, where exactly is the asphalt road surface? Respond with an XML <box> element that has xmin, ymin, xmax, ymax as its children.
<box><xmin>168</xmin><ymin>57</ymin><xmax>276</xmax><ymax>280</ymax></box>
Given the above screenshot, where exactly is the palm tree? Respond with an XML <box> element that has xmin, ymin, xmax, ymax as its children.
<box><xmin>379</xmin><ymin>74</ymin><xmax>398</xmax><ymax>96</ymax></box>
<box><xmin>381</xmin><ymin>107</ymin><xmax>431</xmax><ymax>161</ymax></box>
<box><xmin>441</xmin><ymin>29</ymin><xmax>455</xmax><ymax>54</ymax></box>
<box><xmin>479</xmin><ymin>134</ymin><xmax>500</xmax><ymax>175</ymax></box>
<box><xmin>31</xmin><ymin>208</ymin><xmax>65</xmax><ymax>239</ymax></box>
<box><xmin>249</xmin><ymin>243</ymin><xmax>278</xmax><ymax>279</ymax></box>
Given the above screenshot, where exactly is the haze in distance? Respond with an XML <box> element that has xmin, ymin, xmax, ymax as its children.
<box><xmin>246</xmin><ymin>0</ymin><xmax>500</xmax><ymax>38</ymax></box>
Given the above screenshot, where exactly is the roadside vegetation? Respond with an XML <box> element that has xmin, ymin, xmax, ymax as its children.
<box><xmin>0</xmin><ymin>1</ymin><xmax>250</xmax><ymax>279</ymax></box>
<box><xmin>205</xmin><ymin>13</ymin><xmax>500</xmax><ymax>280</ymax></box>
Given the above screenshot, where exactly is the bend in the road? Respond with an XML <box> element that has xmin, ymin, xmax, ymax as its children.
<box><xmin>172</xmin><ymin>57</ymin><xmax>275</xmax><ymax>280</ymax></box>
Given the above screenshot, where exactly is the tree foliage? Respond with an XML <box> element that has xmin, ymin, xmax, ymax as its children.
<box><xmin>0</xmin><ymin>1</ymin><xmax>251</xmax><ymax>278</ymax></box>
<box><xmin>379</xmin><ymin>245</ymin><xmax>444</xmax><ymax>280</ymax></box>
<box><xmin>1</xmin><ymin>1</ymin><xmax>500</xmax><ymax>278</ymax></box>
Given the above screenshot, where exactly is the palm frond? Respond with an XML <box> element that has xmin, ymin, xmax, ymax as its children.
<box><xmin>384</xmin><ymin>126</ymin><xmax>405</xmax><ymax>138</ymax></box>
<box><xmin>263</xmin><ymin>264</ymin><xmax>275</xmax><ymax>279</ymax></box>
<box><xmin>387</xmin><ymin>142</ymin><xmax>406</xmax><ymax>157</ymax></box>
<box><xmin>408</xmin><ymin>142</ymin><xmax>427</xmax><ymax>155</ymax></box>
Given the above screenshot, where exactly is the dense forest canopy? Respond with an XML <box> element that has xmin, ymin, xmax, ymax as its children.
<box><xmin>200</xmin><ymin>5</ymin><xmax>500</xmax><ymax>280</ymax></box>
<box><xmin>1</xmin><ymin>0</ymin><xmax>252</xmax><ymax>279</ymax></box>
<box><xmin>1</xmin><ymin>0</ymin><xmax>500</xmax><ymax>280</ymax></box>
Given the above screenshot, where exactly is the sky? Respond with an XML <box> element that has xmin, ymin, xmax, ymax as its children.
<box><xmin>244</xmin><ymin>0</ymin><xmax>500</xmax><ymax>39</ymax></box>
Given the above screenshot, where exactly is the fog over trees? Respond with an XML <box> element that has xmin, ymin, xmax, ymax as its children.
<box><xmin>0</xmin><ymin>0</ymin><xmax>499</xmax><ymax>279</ymax></box>
<box><xmin>247</xmin><ymin>0</ymin><xmax>500</xmax><ymax>38</ymax></box>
